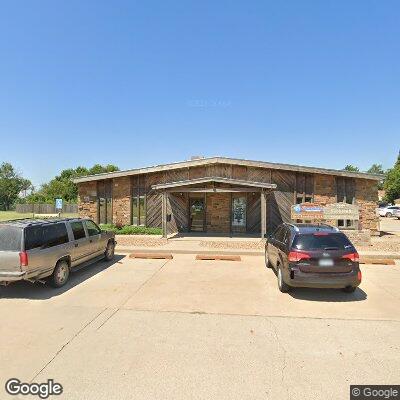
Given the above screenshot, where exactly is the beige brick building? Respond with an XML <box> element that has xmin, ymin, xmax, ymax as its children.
<box><xmin>73</xmin><ymin>157</ymin><xmax>381</xmax><ymax>237</ymax></box>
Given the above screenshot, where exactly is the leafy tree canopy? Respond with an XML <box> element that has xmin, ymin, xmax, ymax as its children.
<box><xmin>367</xmin><ymin>164</ymin><xmax>385</xmax><ymax>175</ymax></box>
<box><xmin>22</xmin><ymin>164</ymin><xmax>119</xmax><ymax>204</ymax></box>
<box><xmin>0</xmin><ymin>162</ymin><xmax>32</xmax><ymax>210</ymax></box>
<box><xmin>384</xmin><ymin>155</ymin><xmax>400</xmax><ymax>203</ymax></box>
<box><xmin>343</xmin><ymin>164</ymin><xmax>360</xmax><ymax>172</ymax></box>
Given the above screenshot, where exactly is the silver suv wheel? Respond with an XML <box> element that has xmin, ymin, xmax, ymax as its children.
<box><xmin>50</xmin><ymin>260</ymin><xmax>70</xmax><ymax>288</ymax></box>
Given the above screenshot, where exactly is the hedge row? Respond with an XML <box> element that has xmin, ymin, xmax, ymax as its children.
<box><xmin>100</xmin><ymin>224</ymin><xmax>163</xmax><ymax>235</ymax></box>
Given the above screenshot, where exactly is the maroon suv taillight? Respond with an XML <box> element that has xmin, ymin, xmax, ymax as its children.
<box><xmin>19</xmin><ymin>251</ymin><xmax>28</xmax><ymax>267</ymax></box>
<box><xmin>342</xmin><ymin>252</ymin><xmax>359</xmax><ymax>262</ymax></box>
<box><xmin>288</xmin><ymin>251</ymin><xmax>311</xmax><ymax>262</ymax></box>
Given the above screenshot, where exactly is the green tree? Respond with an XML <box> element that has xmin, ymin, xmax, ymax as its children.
<box><xmin>0</xmin><ymin>162</ymin><xmax>32</xmax><ymax>210</ymax></box>
<box><xmin>384</xmin><ymin>155</ymin><xmax>400</xmax><ymax>203</ymax></box>
<box><xmin>343</xmin><ymin>165</ymin><xmax>360</xmax><ymax>172</ymax></box>
<box><xmin>367</xmin><ymin>164</ymin><xmax>385</xmax><ymax>175</ymax></box>
<box><xmin>24</xmin><ymin>164</ymin><xmax>119</xmax><ymax>204</ymax></box>
<box><xmin>367</xmin><ymin>164</ymin><xmax>386</xmax><ymax>190</ymax></box>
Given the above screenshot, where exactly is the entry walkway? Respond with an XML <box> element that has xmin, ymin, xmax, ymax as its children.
<box><xmin>116</xmin><ymin>233</ymin><xmax>265</xmax><ymax>256</ymax></box>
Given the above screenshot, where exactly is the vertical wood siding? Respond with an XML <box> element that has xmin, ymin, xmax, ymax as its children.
<box><xmin>247</xmin><ymin>193</ymin><xmax>261</xmax><ymax>233</ymax></box>
<box><xmin>269</xmin><ymin>171</ymin><xmax>296</xmax><ymax>231</ymax></box>
<box><xmin>167</xmin><ymin>193</ymin><xmax>189</xmax><ymax>233</ymax></box>
<box><xmin>146</xmin><ymin>192</ymin><xmax>162</xmax><ymax>228</ymax></box>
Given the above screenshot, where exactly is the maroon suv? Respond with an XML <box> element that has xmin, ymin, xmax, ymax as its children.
<box><xmin>265</xmin><ymin>223</ymin><xmax>362</xmax><ymax>293</ymax></box>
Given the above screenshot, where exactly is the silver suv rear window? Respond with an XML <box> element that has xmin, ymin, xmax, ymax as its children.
<box><xmin>0</xmin><ymin>225</ymin><xmax>22</xmax><ymax>251</ymax></box>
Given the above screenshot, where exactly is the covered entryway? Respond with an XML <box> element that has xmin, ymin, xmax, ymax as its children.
<box><xmin>151</xmin><ymin>177</ymin><xmax>276</xmax><ymax>238</ymax></box>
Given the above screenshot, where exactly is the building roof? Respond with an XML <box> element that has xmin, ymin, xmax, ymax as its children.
<box><xmin>73</xmin><ymin>156</ymin><xmax>384</xmax><ymax>183</ymax></box>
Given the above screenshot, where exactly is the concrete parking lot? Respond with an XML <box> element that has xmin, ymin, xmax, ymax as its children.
<box><xmin>1</xmin><ymin>254</ymin><xmax>399</xmax><ymax>399</ymax></box>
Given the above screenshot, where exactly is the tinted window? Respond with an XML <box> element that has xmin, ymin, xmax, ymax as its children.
<box><xmin>86</xmin><ymin>220</ymin><xmax>101</xmax><ymax>236</ymax></box>
<box><xmin>24</xmin><ymin>226</ymin><xmax>44</xmax><ymax>250</ymax></box>
<box><xmin>292</xmin><ymin>233</ymin><xmax>353</xmax><ymax>250</ymax></box>
<box><xmin>0</xmin><ymin>225</ymin><xmax>22</xmax><ymax>251</ymax></box>
<box><xmin>43</xmin><ymin>224</ymin><xmax>69</xmax><ymax>248</ymax></box>
<box><xmin>71</xmin><ymin>221</ymin><xmax>86</xmax><ymax>240</ymax></box>
<box><xmin>25</xmin><ymin>223</ymin><xmax>69</xmax><ymax>250</ymax></box>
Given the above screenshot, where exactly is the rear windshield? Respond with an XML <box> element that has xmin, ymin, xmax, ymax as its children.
<box><xmin>0</xmin><ymin>225</ymin><xmax>22</xmax><ymax>251</ymax></box>
<box><xmin>292</xmin><ymin>233</ymin><xmax>353</xmax><ymax>251</ymax></box>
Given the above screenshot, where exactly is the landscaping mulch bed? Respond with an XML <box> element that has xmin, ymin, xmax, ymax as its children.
<box><xmin>357</xmin><ymin>234</ymin><xmax>400</xmax><ymax>253</ymax></box>
<box><xmin>116</xmin><ymin>235</ymin><xmax>168</xmax><ymax>247</ymax></box>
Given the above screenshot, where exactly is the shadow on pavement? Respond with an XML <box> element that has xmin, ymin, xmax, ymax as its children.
<box><xmin>0</xmin><ymin>254</ymin><xmax>126</xmax><ymax>301</ymax></box>
<box><xmin>288</xmin><ymin>287</ymin><xmax>367</xmax><ymax>302</ymax></box>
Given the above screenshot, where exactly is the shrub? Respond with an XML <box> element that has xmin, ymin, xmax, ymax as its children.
<box><xmin>99</xmin><ymin>224</ymin><xmax>162</xmax><ymax>235</ymax></box>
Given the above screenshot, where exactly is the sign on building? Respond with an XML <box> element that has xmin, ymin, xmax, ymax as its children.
<box><xmin>323</xmin><ymin>203</ymin><xmax>359</xmax><ymax>220</ymax></box>
<box><xmin>290</xmin><ymin>203</ymin><xmax>324</xmax><ymax>220</ymax></box>
<box><xmin>291</xmin><ymin>202</ymin><xmax>360</xmax><ymax>221</ymax></box>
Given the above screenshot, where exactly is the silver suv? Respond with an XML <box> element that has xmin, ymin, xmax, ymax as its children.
<box><xmin>0</xmin><ymin>218</ymin><xmax>116</xmax><ymax>288</ymax></box>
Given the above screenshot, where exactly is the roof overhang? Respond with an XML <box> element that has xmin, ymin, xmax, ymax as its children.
<box><xmin>73</xmin><ymin>156</ymin><xmax>384</xmax><ymax>183</ymax></box>
<box><xmin>151</xmin><ymin>177</ymin><xmax>276</xmax><ymax>192</ymax></box>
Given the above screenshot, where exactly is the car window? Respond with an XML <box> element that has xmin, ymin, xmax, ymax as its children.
<box><xmin>25</xmin><ymin>224</ymin><xmax>69</xmax><ymax>250</ymax></box>
<box><xmin>0</xmin><ymin>225</ymin><xmax>22</xmax><ymax>251</ymax></box>
<box><xmin>24</xmin><ymin>226</ymin><xmax>44</xmax><ymax>250</ymax></box>
<box><xmin>71</xmin><ymin>221</ymin><xmax>86</xmax><ymax>240</ymax></box>
<box><xmin>86</xmin><ymin>220</ymin><xmax>101</xmax><ymax>236</ymax></box>
<box><xmin>42</xmin><ymin>224</ymin><xmax>69</xmax><ymax>248</ymax></box>
<box><xmin>25</xmin><ymin>223</ymin><xmax>69</xmax><ymax>250</ymax></box>
<box><xmin>292</xmin><ymin>233</ymin><xmax>353</xmax><ymax>250</ymax></box>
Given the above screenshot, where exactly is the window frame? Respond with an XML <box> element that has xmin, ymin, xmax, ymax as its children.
<box><xmin>131</xmin><ymin>176</ymin><xmax>146</xmax><ymax>226</ymax></box>
<box><xmin>85</xmin><ymin>220</ymin><xmax>102</xmax><ymax>237</ymax></box>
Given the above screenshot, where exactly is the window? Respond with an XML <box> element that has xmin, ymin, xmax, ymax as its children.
<box><xmin>24</xmin><ymin>226</ymin><xmax>44</xmax><ymax>250</ymax></box>
<box><xmin>0</xmin><ymin>225</ymin><xmax>22</xmax><ymax>251</ymax></box>
<box><xmin>295</xmin><ymin>173</ymin><xmax>314</xmax><ymax>223</ymax></box>
<box><xmin>336</xmin><ymin>177</ymin><xmax>356</xmax><ymax>229</ymax></box>
<box><xmin>98</xmin><ymin>180</ymin><xmax>112</xmax><ymax>225</ymax></box>
<box><xmin>71</xmin><ymin>221</ymin><xmax>86</xmax><ymax>240</ymax></box>
<box><xmin>292</xmin><ymin>233</ymin><xmax>353</xmax><ymax>251</ymax></box>
<box><xmin>42</xmin><ymin>224</ymin><xmax>69</xmax><ymax>248</ymax></box>
<box><xmin>131</xmin><ymin>176</ymin><xmax>146</xmax><ymax>226</ymax></box>
<box><xmin>86</xmin><ymin>220</ymin><xmax>101</xmax><ymax>236</ymax></box>
<box><xmin>25</xmin><ymin>223</ymin><xmax>69</xmax><ymax>250</ymax></box>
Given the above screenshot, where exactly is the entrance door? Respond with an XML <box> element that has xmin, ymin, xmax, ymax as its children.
<box><xmin>231</xmin><ymin>195</ymin><xmax>247</xmax><ymax>233</ymax></box>
<box><xmin>189</xmin><ymin>198</ymin><xmax>205</xmax><ymax>232</ymax></box>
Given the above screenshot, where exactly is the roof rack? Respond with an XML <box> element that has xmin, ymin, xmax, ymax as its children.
<box><xmin>0</xmin><ymin>217</ymin><xmax>82</xmax><ymax>227</ymax></box>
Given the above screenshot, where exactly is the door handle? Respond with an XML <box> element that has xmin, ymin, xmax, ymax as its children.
<box><xmin>74</xmin><ymin>243</ymin><xmax>79</xmax><ymax>248</ymax></box>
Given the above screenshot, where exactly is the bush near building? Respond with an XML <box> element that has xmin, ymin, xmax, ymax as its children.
<box><xmin>100</xmin><ymin>224</ymin><xmax>162</xmax><ymax>235</ymax></box>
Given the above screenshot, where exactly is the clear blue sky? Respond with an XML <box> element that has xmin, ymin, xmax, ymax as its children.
<box><xmin>0</xmin><ymin>1</ymin><xmax>398</xmax><ymax>187</ymax></box>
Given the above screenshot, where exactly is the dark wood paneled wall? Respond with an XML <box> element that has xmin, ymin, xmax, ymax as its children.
<box><xmin>269</xmin><ymin>170</ymin><xmax>296</xmax><ymax>232</ymax></box>
<box><xmin>144</xmin><ymin>163</ymin><xmax>298</xmax><ymax>233</ymax></box>
<box><xmin>167</xmin><ymin>193</ymin><xmax>189</xmax><ymax>233</ymax></box>
<box><xmin>247</xmin><ymin>193</ymin><xmax>261</xmax><ymax>233</ymax></box>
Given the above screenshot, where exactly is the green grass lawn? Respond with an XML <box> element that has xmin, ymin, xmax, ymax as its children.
<box><xmin>0</xmin><ymin>211</ymin><xmax>78</xmax><ymax>221</ymax></box>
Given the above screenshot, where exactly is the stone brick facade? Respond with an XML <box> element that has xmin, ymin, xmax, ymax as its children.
<box><xmin>112</xmin><ymin>177</ymin><xmax>131</xmax><ymax>226</ymax></box>
<box><xmin>313</xmin><ymin>174</ymin><xmax>337</xmax><ymax>226</ymax></box>
<box><xmin>355</xmin><ymin>178</ymin><xmax>379</xmax><ymax>233</ymax></box>
<box><xmin>77</xmin><ymin>161</ymin><xmax>380</xmax><ymax>235</ymax></box>
<box><xmin>206</xmin><ymin>193</ymin><xmax>231</xmax><ymax>232</ymax></box>
<box><xmin>77</xmin><ymin>181</ymin><xmax>97</xmax><ymax>221</ymax></box>
<box><xmin>314</xmin><ymin>174</ymin><xmax>336</xmax><ymax>206</ymax></box>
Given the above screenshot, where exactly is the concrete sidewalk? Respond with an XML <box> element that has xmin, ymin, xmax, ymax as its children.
<box><xmin>116</xmin><ymin>241</ymin><xmax>400</xmax><ymax>260</ymax></box>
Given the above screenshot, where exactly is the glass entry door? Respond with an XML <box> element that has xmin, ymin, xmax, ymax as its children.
<box><xmin>189</xmin><ymin>198</ymin><xmax>205</xmax><ymax>232</ymax></box>
<box><xmin>231</xmin><ymin>196</ymin><xmax>247</xmax><ymax>233</ymax></box>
